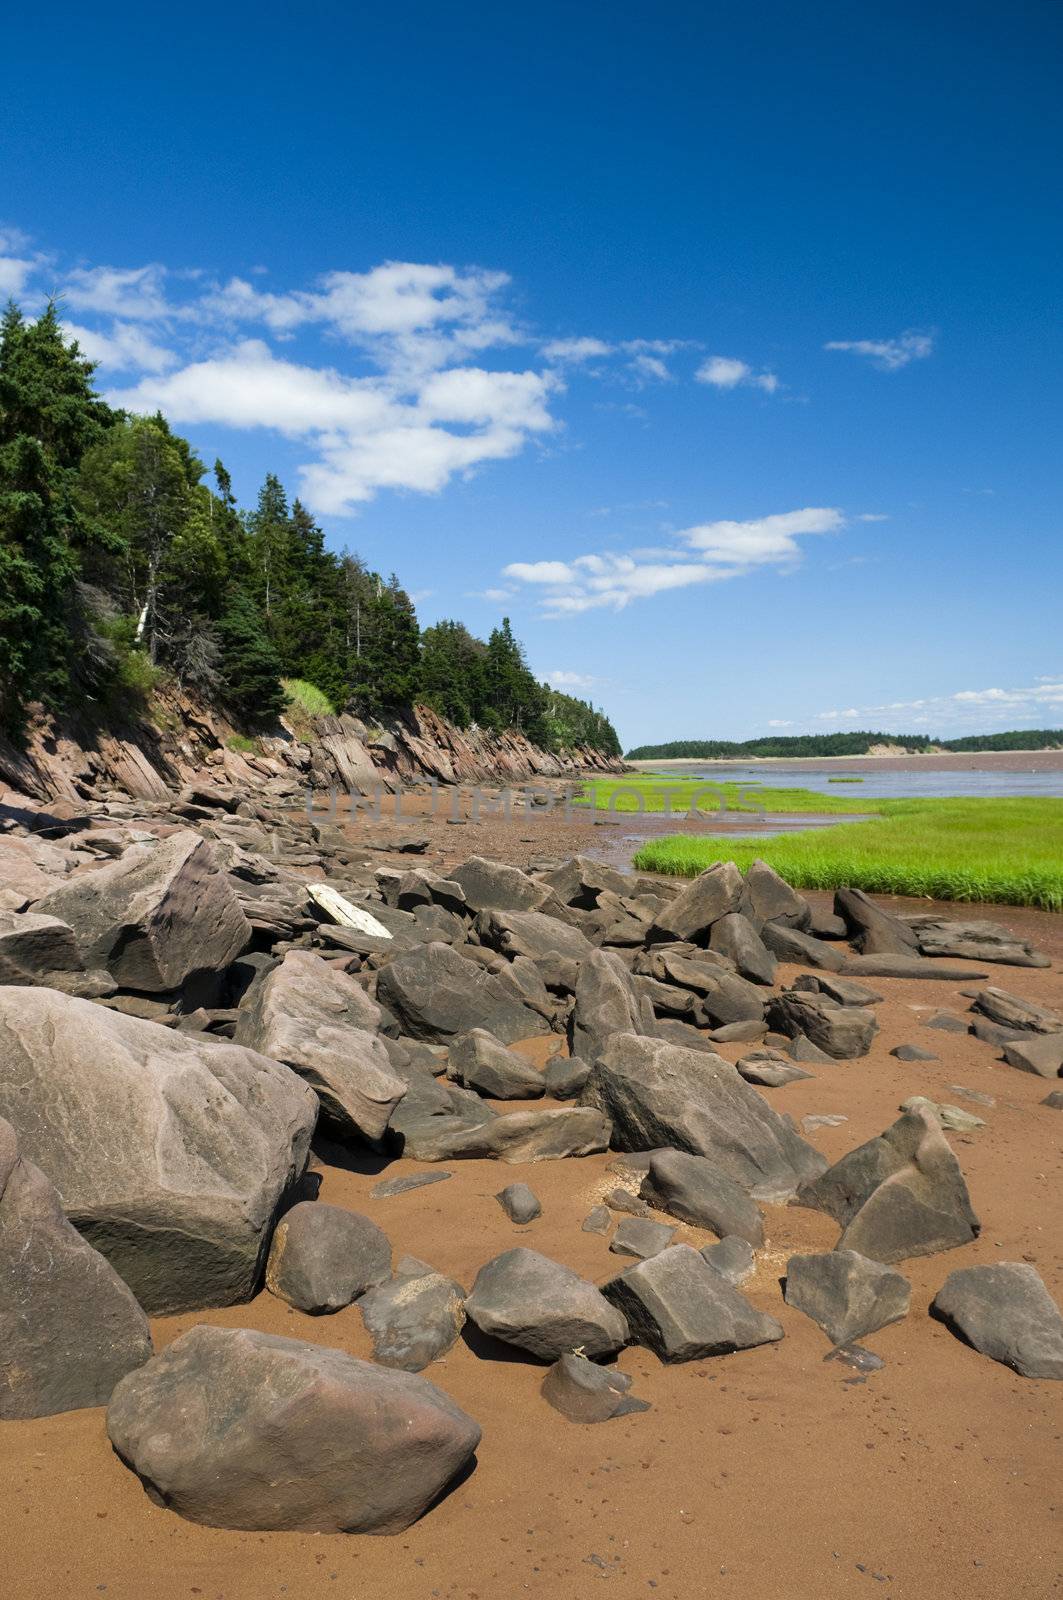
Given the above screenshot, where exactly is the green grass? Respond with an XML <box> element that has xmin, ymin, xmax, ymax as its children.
<box><xmin>828</xmin><ymin>776</ymin><xmax>864</xmax><ymax>783</ymax></box>
<box><xmin>575</xmin><ymin>775</ymin><xmax>880</xmax><ymax>816</ymax></box>
<box><xmin>631</xmin><ymin>797</ymin><xmax>1063</xmax><ymax>911</ymax></box>
<box><xmin>281</xmin><ymin>678</ymin><xmax>337</xmax><ymax>721</ymax></box>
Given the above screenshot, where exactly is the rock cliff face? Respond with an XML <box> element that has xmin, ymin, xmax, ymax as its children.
<box><xmin>0</xmin><ymin>691</ymin><xmax>623</xmax><ymax>807</ymax></box>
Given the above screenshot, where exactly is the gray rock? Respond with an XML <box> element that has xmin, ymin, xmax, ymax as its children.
<box><xmin>358</xmin><ymin>1258</ymin><xmax>466</xmax><ymax>1371</ymax></box>
<box><xmin>235</xmin><ymin>951</ymin><xmax>404</xmax><ymax>1140</ymax></box>
<box><xmin>106</xmin><ymin>1325</ymin><xmax>481</xmax><ymax>1532</ymax></box>
<box><xmin>808</xmin><ymin>907</ymin><xmax>849</xmax><ymax>941</ymax></box>
<box><xmin>544</xmin><ymin>1055</ymin><xmax>591</xmax><ymax>1099</ymax></box>
<box><xmin>767</xmin><ymin>991</ymin><xmax>877</xmax><ymax>1059</ymax></box>
<box><xmin>969</xmin><ymin>1016</ymin><xmax>1028</xmax><ymax>1047</ymax></box>
<box><xmin>646</xmin><ymin>862</ymin><xmax>745</xmax><ymax>945</ymax></box>
<box><xmin>931</xmin><ymin>1263</ymin><xmax>1063</xmax><ymax>1379</ymax></box>
<box><xmin>609</xmin><ymin>1216</ymin><xmax>677</xmax><ymax>1259</ymax></box>
<box><xmin>947</xmin><ymin>1084</ymin><xmax>996</xmax><ymax>1108</ymax></box>
<box><xmin>539</xmin><ymin>856</ymin><xmax>632</xmax><ymax>910</ymax></box>
<box><xmin>0</xmin><ymin>908</ymin><xmax>114</xmax><ymax>998</ymax></box>
<box><xmin>602</xmin><ymin>1244</ymin><xmax>783</xmax><ymax>1362</ymax></box>
<box><xmin>899</xmin><ymin>1095</ymin><xmax>984</xmax><ymax>1131</ymax></box>
<box><xmin>540</xmin><ymin>1353</ymin><xmax>646</xmax><ymax>1422</ymax></box>
<box><xmin>496</xmin><ymin>1182</ymin><xmax>542</xmax><ymax>1224</ymax></box>
<box><xmin>0</xmin><ymin>1116</ymin><xmax>153</xmax><ymax>1419</ymax></box>
<box><xmin>834</xmin><ymin>887</ymin><xmax>919</xmax><ymax>956</ymax></box>
<box><xmin>891</xmin><ymin>1043</ymin><xmax>939</xmax><ymax>1062</ymax></box>
<box><xmin>696</xmin><ymin>970</ymin><xmax>768</xmax><ymax>1027</ymax></box>
<box><xmin>737</xmin><ymin>1055</ymin><xmax>814</xmax><ymax>1087</ymax></box>
<box><xmin>1002</xmin><ymin>1033</ymin><xmax>1063</xmax><ymax>1079</ymax></box>
<box><xmin>36</xmin><ymin>830</ymin><xmax>250</xmax><ymax>993</ymax></box>
<box><xmin>390</xmin><ymin>1076</ymin><xmax>608</xmax><ymax>1162</ymax></box>
<box><xmin>708</xmin><ymin>1019</ymin><xmax>769</xmax><ymax>1043</ymax></box>
<box><xmin>386</xmin><ymin>1073</ymin><xmax>497</xmax><ymax>1160</ymax></box>
<box><xmin>451</xmin><ymin>856</ymin><xmax>566</xmax><ymax>918</ymax></box>
<box><xmin>603</xmin><ymin>1185</ymin><xmax>650</xmax><ymax>1216</ymax></box>
<box><xmin>640</xmin><ymin>1149</ymin><xmax>765</xmax><ymax>1246</ymax></box>
<box><xmin>788</xmin><ymin>1034</ymin><xmax>836</xmax><ymax>1064</ymax></box>
<box><xmin>802</xmin><ymin>1113</ymin><xmax>849</xmax><ymax>1131</ymax></box>
<box><xmin>1042</xmin><ymin>1090</ymin><xmax>1063</xmax><ymax>1109</ymax></box>
<box><xmin>377</xmin><ymin>941</ymin><xmax>551</xmax><ymax>1043</ymax></box>
<box><xmin>791</xmin><ymin>972</ymin><xmax>884</xmax><ymax>1006</ymax></box>
<box><xmin>760</xmin><ymin>922</ymin><xmax>845</xmax><ymax>971</ymax></box>
<box><xmin>0</xmin><ymin>986</ymin><xmax>316</xmax><ymax>1313</ymax></box>
<box><xmin>465</xmin><ymin>1247</ymin><xmax>629</xmax><ymax>1360</ymax></box>
<box><xmin>739</xmin><ymin>859</ymin><xmax>811</xmax><ymax>929</ymax></box>
<box><xmin>841</xmin><ymin>954</ymin><xmax>989</xmax><ymax>981</ymax></box>
<box><xmin>265</xmin><ymin>1203</ymin><xmax>391</xmax><ymax>1314</ymax></box>
<box><xmin>448</xmin><ymin>1029</ymin><xmax>546</xmax><ymax>1099</ymax></box>
<box><xmin>568</xmin><ymin>949</ymin><xmax>651</xmax><ymax>1064</ymax></box>
<box><xmin>476</xmin><ymin>908</ymin><xmax>593</xmax><ymax>990</ymax></box>
<box><xmin>582</xmin><ymin>1204</ymin><xmax>612</xmax><ymax>1235</ymax></box>
<box><xmin>784</xmin><ymin>1250</ymin><xmax>911</xmax><ymax>1346</ymax></box>
<box><xmin>797</xmin><ymin>1107</ymin><xmax>980</xmax><ymax>1264</ymax></box>
<box><xmin>700</xmin><ymin>1235</ymin><xmax>756</xmax><ymax>1286</ymax></box>
<box><xmin>582</xmin><ymin>1033</ymin><xmax>825</xmax><ymax>1201</ymax></box>
<box><xmin>909</xmin><ymin>917</ymin><xmax>1049</xmax><ymax>968</ymax></box>
<box><xmin>709</xmin><ymin>913</ymin><xmax>777</xmax><ymax>985</ymax></box>
<box><xmin>923</xmin><ymin>1009</ymin><xmax>968</xmax><ymax>1033</ymax></box>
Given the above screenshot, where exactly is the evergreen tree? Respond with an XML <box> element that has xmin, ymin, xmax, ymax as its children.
<box><xmin>216</xmin><ymin>587</ymin><xmax>285</xmax><ymax>727</ymax></box>
<box><xmin>420</xmin><ymin>620</ymin><xmax>487</xmax><ymax>725</ymax></box>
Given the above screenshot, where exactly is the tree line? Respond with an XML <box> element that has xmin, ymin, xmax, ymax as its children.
<box><xmin>626</xmin><ymin>730</ymin><xmax>1063</xmax><ymax>759</ymax></box>
<box><xmin>0</xmin><ymin>303</ymin><xmax>620</xmax><ymax>756</ymax></box>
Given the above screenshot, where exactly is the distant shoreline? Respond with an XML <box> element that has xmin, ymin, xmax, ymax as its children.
<box><xmin>627</xmin><ymin>749</ymin><xmax>1063</xmax><ymax>773</ymax></box>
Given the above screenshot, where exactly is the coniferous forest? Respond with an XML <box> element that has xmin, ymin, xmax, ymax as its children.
<box><xmin>0</xmin><ymin>304</ymin><xmax>621</xmax><ymax>755</ymax></box>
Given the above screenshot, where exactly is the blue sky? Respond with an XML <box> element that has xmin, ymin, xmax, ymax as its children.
<box><xmin>3</xmin><ymin>0</ymin><xmax>1061</xmax><ymax>748</ymax></box>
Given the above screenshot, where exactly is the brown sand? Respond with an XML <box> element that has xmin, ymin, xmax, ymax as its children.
<box><xmin>3</xmin><ymin>899</ymin><xmax>1062</xmax><ymax>1598</ymax></box>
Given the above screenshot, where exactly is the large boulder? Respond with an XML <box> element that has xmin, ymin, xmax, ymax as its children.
<box><xmin>708</xmin><ymin>913</ymin><xmax>777</xmax><ymax>985</ymax></box>
<box><xmin>908</xmin><ymin>917</ymin><xmax>1049</xmax><ymax>968</ymax></box>
<box><xmin>358</xmin><ymin>1256</ymin><xmax>467</xmax><ymax>1371</ymax></box>
<box><xmin>797</xmin><ymin>1107</ymin><xmax>980</xmax><ymax>1264</ymax></box>
<box><xmin>639</xmin><ymin>1148</ymin><xmax>765</xmax><ymax>1246</ymax></box>
<box><xmin>602</xmin><ymin>1244</ymin><xmax>783</xmax><ymax>1362</ymax></box>
<box><xmin>760</xmin><ymin>922</ymin><xmax>846</xmax><ymax>972</ymax></box>
<box><xmin>738</xmin><ymin>860</ymin><xmax>811</xmax><ymax>929</ymax></box>
<box><xmin>106</xmin><ymin>1325</ymin><xmax>481</xmax><ymax>1532</ymax></box>
<box><xmin>696</xmin><ymin>969</ymin><xmax>767</xmax><ymax>1027</ymax></box>
<box><xmin>0</xmin><ymin>908</ymin><xmax>114</xmax><ymax>998</ymax></box>
<box><xmin>834</xmin><ymin>887</ymin><xmax>919</xmax><ymax>956</ymax></box>
<box><xmin>784</xmin><ymin>1250</ymin><xmax>911</xmax><ymax>1346</ymax></box>
<box><xmin>0</xmin><ymin>987</ymin><xmax>316</xmax><ymax>1313</ymax></box>
<box><xmin>791</xmin><ymin>972</ymin><xmax>884</xmax><ymax>1007</ymax></box>
<box><xmin>235</xmin><ymin>951</ymin><xmax>404</xmax><ymax>1140</ymax></box>
<box><xmin>930</xmin><ymin>1263</ymin><xmax>1063</xmax><ymax>1380</ymax></box>
<box><xmin>1002</xmin><ymin>1034</ymin><xmax>1063</xmax><ymax>1079</ymax></box>
<box><xmin>475</xmin><ymin>908</ymin><xmax>594</xmax><ymax>991</ymax></box>
<box><xmin>766</xmin><ymin>991</ymin><xmax>878</xmax><ymax>1058</ymax></box>
<box><xmin>540</xmin><ymin>1353</ymin><xmax>645</xmax><ymax>1423</ymax></box>
<box><xmin>35</xmin><ymin>830</ymin><xmax>251</xmax><ymax>993</ymax></box>
<box><xmin>465</xmin><ymin>1247</ymin><xmax>628</xmax><ymax>1360</ymax></box>
<box><xmin>450</xmin><ymin>856</ymin><xmax>565</xmax><ymax>918</ymax></box>
<box><xmin>568</xmin><ymin>949</ymin><xmax>652</xmax><ymax>1063</ymax></box>
<box><xmin>0</xmin><ymin>1116</ymin><xmax>153</xmax><ymax>1419</ymax></box>
<box><xmin>971</xmin><ymin>986</ymin><xmax>1063</xmax><ymax>1035</ymax></box>
<box><xmin>265</xmin><ymin>1203</ymin><xmax>391</xmax><ymax>1314</ymax></box>
<box><xmin>647</xmin><ymin>862</ymin><xmax>744</xmax><ymax>945</ymax></box>
<box><xmin>581</xmin><ymin>1034</ymin><xmax>825</xmax><ymax>1201</ymax></box>
<box><xmin>377</xmin><ymin>941</ymin><xmax>551</xmax><ymax>1043</ymax></box>
<box><xmin>447</xmin><ymin>1029</ymin><xmax>546</xmax><ymax>1099</ymax></box>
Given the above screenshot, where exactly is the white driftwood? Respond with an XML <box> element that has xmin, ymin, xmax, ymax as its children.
<box><xmin>307</xmin><ymin>883</ymin><xmax>393</xmax><ymax>939</ymax></box>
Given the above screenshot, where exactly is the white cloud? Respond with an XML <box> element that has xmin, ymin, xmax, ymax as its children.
<box><xmin>824</xmin><ymin>330</ymin><xmax>935</xmax><ymax>371</ymax></box>
<box><xmin>857</xmin><ymin>512</ymin><xmax>889</xmax><ymax>522</ymax></box>
<box><xmin>63</xmin><ymin>320</ymin><xmax>176</xmax><ymax>374</ymax></box>
<box><xmin>477</xmin><ymin>587</ymin><xmax>514</xmax><ymax>602</ymax></box>
<box><xmin>0</xmin><ymin>254</ymin><xmax>35</xmax><ymax>297</ymax></box>
<box><xmin>541</xmin><ymin>336</ymin><xmax>613</xmax><ymax>363</ymax></box>
<box><xmin>766</xmin><ymin>719</ymin><xmax>793</xmax><ymax>727</ymax></box>
<box><xmin>547</xmin><ymin>669</ymin><xmax>597</xmax><ymax>689</ymax></box>
<box><xmin>61</xmin><ymin>264</ymin><xmax>174</xmax><ymax>321</ymax></box>
<box><xmin>696</xmin><ymin>355</ymin><xmax>779</xmax><ymax>394</ymax></box>
<box><xmin>811</xmin><ymin>680</ymin><xmax>1063</xmax><ymax>729</ymax></box>
<box><xmin>503</xmin><ymin>507</ymin><xmax>846</xmax><ymax>615</ymax></box>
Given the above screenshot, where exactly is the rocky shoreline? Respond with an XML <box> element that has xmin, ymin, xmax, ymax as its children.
<box><xmin>1</xmin><ymin>766</ymin><xmax>1062</xmax><ymax>1596</ymax></box>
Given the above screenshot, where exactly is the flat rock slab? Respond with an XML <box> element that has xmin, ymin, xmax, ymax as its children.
<box><xmin>371</xmin><ymin>1170</ymin><xmax>453</xmax><ymax>1199</ymax></box>
<box><xmin>0</xmin><ymin>987</ymin><xmax>316</xmax><ymax>1314</ymax></box>
<box><xmin>760</xmin><ymin>922</ymin><xmax>845</xmax><ymax>972</ymax></box>
<box><xmin>931</xmin><ymin>1263</ymin><xmax>1063</xmax><ymax>1380</ymax></box>
<box><xmin>640</xmin><ymin>1149</ymin><xmax>765</xmax><ymax>1247</ymax></box>
<box><xmin>609</xmin><ymin>1216</ymin><xmax>677</xmax><ymax>1259</ymax></box>
<box><xmin>0</xmin><ymin>1116</ymin><xmax>153</xmax><ymax>1420</ymax></box>
<box><xmin>582</xmin><ymin>1033</ymin><xmax>825</xmax><ymax>1202</ymax></box>
<box><xmin>797</xmin><ymin>1107</ymin><xmax>980</xmax><ymax>1265</ymax></box>
<box><xmin>971</xmin><ymin>987</ymin><xmax>1063</xmax><ymax>1035</ymax></box>
<box><xmin>784</xmin><ymin>1249</ymin><xmax>911</xmax><ymax>1346</ymax></box>
<box><xmin>358</xmin><ymin>1259</ymin><xmax>466</xmax><ymax>1371</ymax></box>
<box><xmin>603</xmin><ymin>1244</ymin><xmax>783</xmax><ymax>1362</ymax></box>
<box><xmin>841</xmin><ymin>955</ymin><xmax>989</xmax><ymax>981</ymax></box>
<box><xmin>737</xmin><ymin>1056</ymin><xmax>814</xmax><ymax>1087</ymax></box>
<box><xmin>265</xmin><ymin>1203</ymin><xmax>391</xmax><ymax>1314</ymax></box>
<box><xmin>465</xmin><ymin>1247</ymin><xmax>629</xmax><ymax>1360</ymax></box>
<box><xmin>106</xmin><ymin>1325</ymin><xmax>481</xmax><ymax>1533</ymax></box>
<box><xmin>1002</xmin><ymin>1034</ymin><xmax>1063</xmax><ymax>1079</ymax></box>
<box><xmin>447</xmin><ymin>1029</ymin><xmax>546</xmax><ymax>1099</ymax></box>
<box><xmin>891</xmin><ymin>1044</ymin><xmax>939</xmax><ymax>1062</ymax></box>
<box><xmin>792</xmin><ymin>972</ymin><xmax>884</xmax><ymax>1006</ymax></box>
<box><xmin>900</xmin><ymin>1095</ymin><xmax>985</xmax><ymax>1132</ymax></box>
<box><xmin>541</xmin><ymin>1353</ymin><xmax>648</xmax><ymax>1423</ymax></box>
<box><xmin>377</xmin><ymin>941</ymin><xmax>551</xmax><ymax>1044</ymax></box>
<box><xmin>701</xmin><ymin>1236</ymin><xmax>756</xmax><ymax>1286</ymax></box>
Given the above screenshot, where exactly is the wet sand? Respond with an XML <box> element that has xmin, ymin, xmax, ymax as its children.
<box><xmin>3</xmin><ymin>874</ymin><xmax>1062</xmax><ymax>1598</ymax></box>
<box><xmin>631</xmin><ymin>749</ymin><xmax>1063</xmax><ymax>774</ymax></box>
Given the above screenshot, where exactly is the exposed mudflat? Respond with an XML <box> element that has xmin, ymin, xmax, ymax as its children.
<box><xmin>3</xmin><ymin>882</ymin><xmax>1062</xmax><ymax>1600</ymax></box>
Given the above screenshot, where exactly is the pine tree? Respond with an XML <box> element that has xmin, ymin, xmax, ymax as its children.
<box><xmin>216</xmin><ymin>587</ymin><xmax>285</xmax><ymax>727</ymax></box>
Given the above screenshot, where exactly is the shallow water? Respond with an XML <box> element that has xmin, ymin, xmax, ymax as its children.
<box><xmin>631</xmin><ymin>760</ymin><xmax>1063</xmax><ymax>800</ymax></box>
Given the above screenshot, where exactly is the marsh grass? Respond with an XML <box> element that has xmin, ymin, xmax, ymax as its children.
<box><xmin>576</xmin><ymin>775</ymin><xmax>878</xmax><ymax>816</ymax></box>
<box><xmin>631</xmin><ymin>797</ymin><xmax>1063</xmax><ymax>910</ymax></box>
